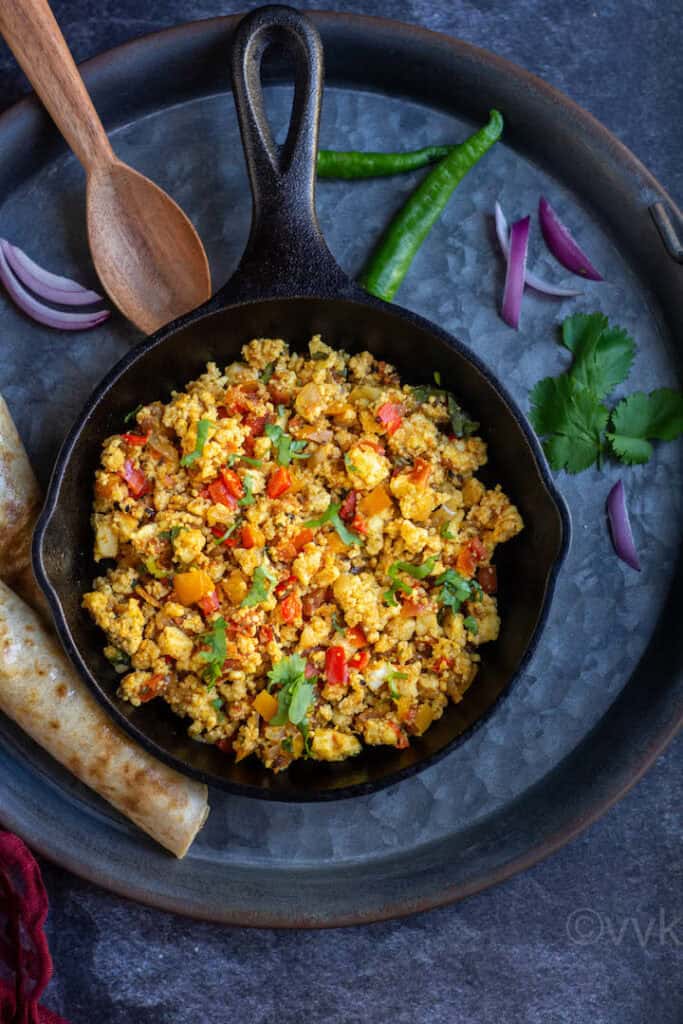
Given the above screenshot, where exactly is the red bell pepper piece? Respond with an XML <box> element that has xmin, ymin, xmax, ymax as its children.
<box><xmin>208</xmin><ymin>478</ymin><xmax>238</xmax><ymax>509</ymax></box>
<box><xmin>376</xmin><ymin>402</ymin><xmax>403</xmax><ymax>436</ymax></box>
<box><xmin>351</xmin><ymin>513</ymin><xmax>368</xmax><ymax>536</ymax></box>
<box><xmin>220</xmin><ymin>468</ymin><xmax>244</xmax><ymax>500</ymax></box>
<box><xmin>274</xmin><ymin>574</ymin><xmax>297</xmax><ymax>596</ymax></box>
<box><xmin>121</xmin><ymin>459</ymin><xmax>150</xmax><ymax>498</ymax></box>
<box><xmin>410</xmin><ymin>457</ymin><xmax>431</xmax><ymax>486</ymax></box>
<box><xmin>139</xmin><ymin>673</ymin><xmax>165</xmax><ymax>702</ymax></box>
<box><xmin>325</xmin><ymin>645</ymin><xmax>348</xmax><ymax>686</ymax></box>
<box><xmin>346</xmin><ymin>625</ymin><xmax>367</xmax><ymax>648</ymax></box>
<box><xmin>279</xmin><ymin>593</ymin><xmax>302</xmax><ymax>623</ymax></box>
<box><xmin>267</xmin><ymin>466</ymin><xmax>292</xmax><ymax>499</ymax></box>
<box><xmin>259</xmin><ymin>625</ymin><xmax>274</xmax><ymax>644</ymax></box>
<box><xmin>121</xmin><ymin>431</ymin><xmax>150</xmax><ymax>446</ymax></box>
<box><xmin>349</xmin><ymin>650</ymin><xmax>369</xmax><ymax>671</ymax></box>
<box><xmin>197</xmin><ymin>590</ymin><xmax>220</xmax><ymax>616</ymax></box>
<box><xmin>241</xmin><ymin>524</ymin><xmax>256</xmax><ymax>549</ymax></box>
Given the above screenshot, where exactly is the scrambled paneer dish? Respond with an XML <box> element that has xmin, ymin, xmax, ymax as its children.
<box><xmin>83</xmin><ymin>337</ymin><xmax>523</xmax><ymax>772</ymax></box>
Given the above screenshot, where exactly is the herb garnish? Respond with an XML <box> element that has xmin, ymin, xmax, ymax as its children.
<box><xmin>160</xmin><ymin>525</ymin><xmax>185</xmax><ymax>542</ymax></box>
<box><xmin>344</xmin><ymin>453</ymin><xmax>359</xmax><ymax>474</ymax></box>
<box><xmin>267</xmin><ymin>654</ymin><xmax>317</xmax><ymax>743</ymax></box>
<box><xmin>213</xmin><ymin>518</ymin><xmax>241</xmax><ymax>546</ymax></box>
<box><xmin>105</xmin><ymin>648</ymin><xmax>131</xmax><ymax>673</ymax></box>
<box><xmin>239</xmin><ymin>475</ymin><xmax>255</xmax><ymax>507</ymax></box>
<box><xmin>260</xmin><ymin>362</ymin><xmax>276</xmax><ymax>384</ymax></box>
<box><xmin>383</xmin><ymin>556</ymin><xmax>436</xmax><ymax>606</ymax></box>
<box><xmin>440</xmin><ymin>521</ymin><xmax>456</xmax><ymax>540</ymax></box>
<box><xmin>181</xmin><ymin>418</ymin><xmax>214</xmax><ymax>467</ymax></box>
<box><xmin>463</xmin><ymin>615</ymin><xmax>479</xmax><ymax>635</ymax></box>
<box><xmin>265</xmin><ymin>422</ymin><xmax>310</xmax><ymax>466</ymax></box>
<box><xmin>530</xmin><ymin>313</ymin><xmax>683</xmax><ymax>472</ymax></box>
<box><xmin>304</xmin><ymin>501</ymin><xmax>363</xmax><ymax>546</ymax></box>
<box><xmin>199</xmin><ymin>616</ymin><xmax>227</xmax><ymax>687</ymax></box>
<box><xmin>434</xmin><ymin>569</ymin><xmax>473</xmax><ymax>612</ymax></box>
<box><xmin>241</xmin><ymin>564</ymin><xmax>276</xmax><ymax>608</ymax></box>
<box><xmin>412</xmin><ymin>373</ymin><xmax>478</xmax><ymax>437</ymax></box>
<box><xmin>331</xmin><ymin>612</ymin><xmax>345</xmax><ymax>635</ymax></box>
<box><xmin>123</xmin><ymin>404</ymin><xmax>143</xmax><ymax>424</ymax></box>
<box><xmin>240</xmin><ymin>456</ymin><xmax>263</xmax><ymax>467</ymax></box>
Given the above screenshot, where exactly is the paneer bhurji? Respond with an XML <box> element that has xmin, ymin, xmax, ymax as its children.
<box><xmin>83</xmin><ymin>336</ymin><xmax>523</xmax><ymax>772</ymax></box>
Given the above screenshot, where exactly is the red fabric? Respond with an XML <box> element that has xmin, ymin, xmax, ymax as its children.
<box><xmin>0</xmin><ymin>832</ymin><xmax>69</xmax><ymax>1024</ymax></box>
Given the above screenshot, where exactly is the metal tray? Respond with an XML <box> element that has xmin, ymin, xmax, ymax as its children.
<box><xmin>0</xmin><ymin>12</ymin><xmax>680</xmax><ymax>927</ymax></box>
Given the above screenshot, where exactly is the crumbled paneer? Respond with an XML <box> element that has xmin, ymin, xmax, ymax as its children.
<box><xmin>83</xmin><ymin>337</ymin><xmax>522</xmax><ymax>773</ymax></box>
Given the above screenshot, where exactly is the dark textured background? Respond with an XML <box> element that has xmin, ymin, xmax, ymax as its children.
<box><xmin>1</xmin><ymin>1</ymin><xmax>681</xmax><ymax>1021</ymax></box>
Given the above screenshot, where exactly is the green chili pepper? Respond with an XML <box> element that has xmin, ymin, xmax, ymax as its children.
<box><xmin>359</xmin><ymin>111</ymin><xmax>503</xmax><ymax>302</ymax></box>
<box><xmin>316</xmin><ymin>145</ymin><xmax>454</xmax><ymax>180</ymax></box>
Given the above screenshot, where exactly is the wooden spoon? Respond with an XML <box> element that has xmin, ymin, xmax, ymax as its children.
<box><xmin>0</xmin><ymin>0</ymin><xmax>211</xmax><ymax>333</ymax></box>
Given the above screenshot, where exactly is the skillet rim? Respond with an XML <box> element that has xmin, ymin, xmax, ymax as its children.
<box><xmin>32</xmin><ymin>290</ymin><xmax>571</xmax><ymax>801</ymax></box>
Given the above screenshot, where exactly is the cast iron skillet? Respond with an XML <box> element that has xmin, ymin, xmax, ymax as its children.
<box><xmin>33</xmin><ymin>5</ymin><xmax>570</xmax><ymax>800</ymax></box>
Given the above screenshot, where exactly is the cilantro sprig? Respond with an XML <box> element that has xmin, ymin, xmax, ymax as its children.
<box><xmin>265</xmin><ymin>422</ymin><xmax>310</xmax><ymax>466</ymax></box>
<box><xmin>530</xmin><ymin>313</ymin><xmax>683</xmax><ymax>472</ymax></box>
<box><xmin>267</xmin><ymin>654</ymin><xmax>317</xmax><ymax>743</ymax></box>
<box><xmin>304</xmin><ymin>501</ymin><xmax>363</xmax><ymax>546</ymax></box>
<box><xmin>181</xmin><ymin>418</ymin><xmax>214</xmax><ymax>467</ymax></box>
<box><xmin>239</xmin><ymin>475</ymin><xmax>255</xmax><ymax>507</ymax></box>
<box><xmin>241</xmin><ymin>564</ymin><xmax>276</xmax><ymax>608</ymax></box>
<box><xmin>199</xmin><ymin>616</ymin><xmax>227</xmax><ymax>687</ymax></box>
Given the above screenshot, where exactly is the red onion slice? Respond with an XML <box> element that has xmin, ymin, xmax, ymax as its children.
<box><xmin>0</xmin><ymin>244</ymin><xmax>110</xmax><ymax>331</ymax></box>
<box><xmin>494</xmin><ymin>202</ymin><xmax>582</xmax><ymax>298</ymax></box>
<box><xmin>0</xmin><ymin>238</ymin><xmax>104</xmax><ymax>305</ymax></box>
<box><xmin>501</xmin><ymin>215</ymin><xmax>530</xmax><ymax>329</ymax></box>
<box><xmin>539</xmin><ymin>197</ymin><xmax>603</xmax><ymax>280</ymax></box>
<box><xmin>606</xmin><ymin>480</ymin><xmax>641</xmax><ymax>571</ymax></box>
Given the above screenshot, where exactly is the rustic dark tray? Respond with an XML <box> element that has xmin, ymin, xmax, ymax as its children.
<box><xmin>0</xmin><ymin>12</ymin><xmax>680</xmax><ymax>926</ymax></box>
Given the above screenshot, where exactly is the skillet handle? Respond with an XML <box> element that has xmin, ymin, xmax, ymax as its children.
<box><xmin>211</xmin><ymin>5</ymin><xmax>355</xmax><ymax>306</ymax></box>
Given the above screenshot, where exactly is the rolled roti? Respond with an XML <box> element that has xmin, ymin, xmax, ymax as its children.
<box><xmin>0</xmin><ymin>580</ymin><xmax>209</xmax><ymax>857</ymax></box>
<box><xmin>0</xmin><ymin>396</ymin><xmax>48</xmax><ymax>616</ymax></box>
<box><xmin>0</xmin><ymin>396</ymin><xmax>41</xmax><ymax>582</ymax></box>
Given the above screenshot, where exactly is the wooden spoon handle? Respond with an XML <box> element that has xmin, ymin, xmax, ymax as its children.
<box><xmin>0</xmin><ymin>0</ymin><xmax>113</xmax><ymax>171</ymax></box>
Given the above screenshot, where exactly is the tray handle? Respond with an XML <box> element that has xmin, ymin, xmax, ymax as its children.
<box><xmin>211</xmin><ymin>5</ymin><xmax>357</xmax><ymax>306</ymax></box>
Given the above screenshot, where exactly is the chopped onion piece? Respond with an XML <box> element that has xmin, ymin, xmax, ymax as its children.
<box><xmin>494</xmin><ymin>202</ymin><xmax>581</xmax><ymax>298</ymax></box>
<box><xmin>501</xmin><ymin>215</ymin><xmax>530</xmax><ymax>329</ymax></box>
<box><xmin>0</xmin><ymin>244</ymin><xmax>110</xmax><ymax>331</ymax></box>
<box><xmin>367</xmin><ymin>664</ymin><xmax>388</xmax><ymax>692</ymax></box>
<box><xmin>607</xmin><ymin>480</ymin><xmax>641</xmax><ymax>571</ymax></box>
<box><xmin>539</xmin><ymin>197</ymin><xmax>603</xmax><ymax>280</ymax></box>
<box><xmin>0</xmin><ymin>239</ymin><xmax>104</xmax><ymax>306</ymax></box>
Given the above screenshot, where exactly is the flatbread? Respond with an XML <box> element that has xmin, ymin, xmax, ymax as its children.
<box><xmin>0</xmin><ymin>396</ymin><xmax>41</xmax><ymax>584</ymax></box>
<box><xmin>0</xmin><ymin>580</ymin><xmax>209</xmax><ymax>857</ymax></box>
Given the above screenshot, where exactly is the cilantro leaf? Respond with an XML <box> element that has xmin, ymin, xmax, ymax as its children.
<box><xmin>268</xmin><ymin>653</ymin><xmax>307</xmax><ymax>690</ymax></box>
<box><xmin>265</xmin><ymin>422</ymin><xmax>309</xmax><ymax>467</ymax></box>
<box><xmin>160</xmin><ymin>525</ymin><xmax>185</xmax><ymax>542</ymax></box>
<box><xmin>240</xmin><ymin>456</ymin><xmax>263</xmax><ymax>467</ymax></box>
<box><xmin>561</xmin><ymin>313</ymin><xmax>635</xmax><ymax>399</ymax></box>
<box><xmin>434</xmin><ymin>569</ymin><xmax>473</xmax><ymax>612</ymax></box>
<box><xmin>267</xmin><ymin>654</ymin><xmax>316</xmax><ymax>730</ymax></box>
<box><xmin>530</xmin><ymin>375</ymin><xmax>609</xmax><ymax>473</ymax></box>
<box><xmin>199</xmin><ymin>617</ymin><xmax>227</xmax><ymax>686</ymax></box>
<box><xmin>463</xmin><ymin>615</ymin><xmax>479</xmax><ymax>635</ymax></box>
<box><xmin>390</xmin><ymin>557</ymin><xmax>436</xmax><ymax>581</ymax></box>
<box><xmin>239</xmin><ymin>475</ymin><xmax>255</xmax><ymax>507</ymax></box>
<box><xmin>447</xmin><ymin>394</ymin><xmax>479</xmax><ymax>437</ymax></box>
<box><xmin>213</xmin><ymin>518</ymin><xmax>241</xmax><ymax>546</ymax></box>
<box><xmin>304</xmin><ymin>501</ymin><xmax>362</xmax><ymax>545</ymax></box>
<box><xmin>344</xmin><ymin>453</ymin><xmax>359</xmax><ymax>474</ymax></box>
<box><xmin>181</xmin><ymin>419</ymin><xmax>214</xmax><ymax>467</ymax></box>
<box><xmin>241</xmin><ymin>565</ymin><xmax>275</xmax><ymax>608</ymax></box>
<box><xmin>607</xmin><ymin>389</ymin><xmax>683</xmax><ymax>465</ymax></box>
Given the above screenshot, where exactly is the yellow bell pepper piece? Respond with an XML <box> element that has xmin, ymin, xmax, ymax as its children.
<box><xmin>253</xmin><ymin>690</ymin><xmax>279</xmax><ymax>722</ymax></box>
<box><xmin>359</xmin><ymin>484</ymin><xmax>392</xmax><ymax>517</ymax></box>
<box><xmin>173</xmin><ymin>569</ymin><xmax>214</xmax><ymax>606</ymax></box>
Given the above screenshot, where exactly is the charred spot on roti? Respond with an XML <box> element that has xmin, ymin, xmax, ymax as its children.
<box><xmin>49</xmin><ymin>720</ymin><xmax>60</xmax><ymax>730</ymax></box>
<box><xmin>55</xmin><ymin>683</ymin><xmax>67</xmax><ymax>699</ymax></box>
